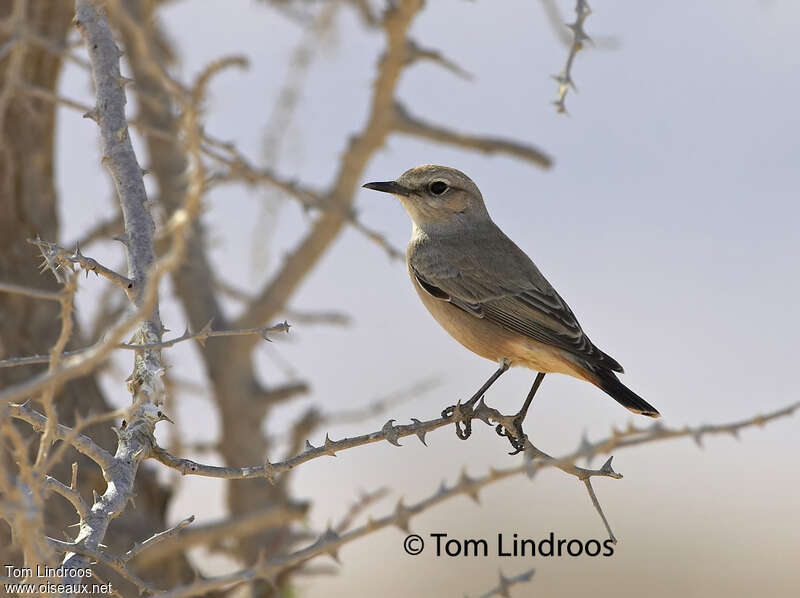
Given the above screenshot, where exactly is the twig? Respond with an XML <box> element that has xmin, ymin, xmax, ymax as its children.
<box><xmin>282</xmin><ymin>309</ymin><xmax>351</xmax><ymax>327</ymax></box>
<box><xmin>0</xmin><ymin>281</ymin><xmax>63</xmax><ymax>301</ymax></box>
<box><xmin>47</xmin><ymin>538</ymin><xmax>157</xmax><ymax>595</ymax></box>
<box><xmin>29</xmin><ymin>237</ymin><xmax>134</xmax><ymax>299</ymax></box>
<box><xmin>155</xmin><ymin>462</ymin><xmax>536</xmax><ymax>598</ymax></box>
<box><xmin>322</xmin><ymin>376</ymin><xmax>441</xmax><ymax>425</ymax></box>
<box><xmin>552</xmin><ymin>0</ymin><xmax>591</xmax><ymax>114</ymax></box>
<box><xmin>122</xmin><ymin>516</ymin><xmax>195</xmax><ymax>563</ymax></box>
<box><xmin>473</xmin><ymin>569</ymin><xmax>535</xmax><ymax>598</ymax></box>
<box><xmin>405</xmin><ymin>39</ymin><xmax>472</xmax><ymax>79</ymax></box>
<box><xmin>33</xmin><ymin>271</ymin><xmax>80</xmax><ymax>471</ymax></box>
<box><xmin>63</xmin><ymin>213</ymin><xmax>124</xmax><ymax>249</ymax></box>
<box><xmin>118</xmin><ymin>321</ymin><xmax>290</xmax><ymax>350</ymax></box>
<box><xmin>0</xmin><ymin>323</ymin><xmax>291</xmax><ymax>369</ymax></box>
<box><xmin>132</xmin><ymin>504</ymin><xmax>309</xmax><ymax>567</ymax></box>
<box><xmin>335</xmin><ymin>488</ymin><xmax>390</xmax><ymax>533</ymax></box>
<box><xmin>9</xmin><ymin>402</ymin><xmax>115</xmax><ymax>470</ymax></box>
<box><xmin>393</xmin><ymin>102</ymin><xmax>552</xmax><ymax>168</ymax></box>
<box><xmin>43</xmin><ymin>475</ymin><xmax>89</xmax><ymax>520</ymax></box>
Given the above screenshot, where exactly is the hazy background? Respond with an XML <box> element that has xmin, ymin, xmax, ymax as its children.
<box><xmin>55</xmin><ymin>1</ymin><xmax>799</xmax><ymax>596</ymax></box>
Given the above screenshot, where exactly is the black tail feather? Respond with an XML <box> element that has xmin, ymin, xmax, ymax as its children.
<box><xmin>593</xmin><ymin>368</ymin><xmax>660</xmax><ymax>418</ymax></box>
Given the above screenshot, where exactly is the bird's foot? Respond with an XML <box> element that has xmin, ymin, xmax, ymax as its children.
<box><xmin>495</xmin><ymin>414</ymin><xmax>528</xmax><ymax>455</ymax></box>
<box><xmin>442</xmin><ymin>361</ymin><xmax>513</xmax><ymax>442</ymax></box>
<box><xmin>442</xmin><ymin>399</ymin><xmax>478</xmax><ymax>440</ymax></box>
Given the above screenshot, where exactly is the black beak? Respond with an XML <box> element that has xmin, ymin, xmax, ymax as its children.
<box><xmin>362</xmin><ymin>180</ymin><xmax>410</xmax><ymax>196</ymax></box>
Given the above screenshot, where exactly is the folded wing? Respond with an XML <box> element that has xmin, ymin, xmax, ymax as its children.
<box><xmin>409</xmin><ymin>226</ymin><xmax>624</xmax><ymax>373</ymax></box>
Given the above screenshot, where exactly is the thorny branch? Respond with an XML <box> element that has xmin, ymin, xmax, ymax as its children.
<box><xmin>151</xmin><ymin>389</ymin><xmax>798</xmax><ymax>542</ymax></box>
<box><xmin>0</xmin><ymin>322</ymin><xmax>290</xmax><ymax>369</ymax></box>
<box><xmin>41</xmin><ymin>0</ymin><xmax>205</xmax><ymax>589</ymax></box>
<box><xmin>29</xmin><ymin>237</ymin><xmax>134</xmax><ymax>299</ymax></box>
<box><xmin>471</xmin><ymin>569</ymin><xmax>536</xmax><ymax>598</ymax></box>
<box><xmin>151</xmin><ymin>398</ymin><xmax>798</xmax><ymax>597</ymax></box>
<box><xmin>553</xmin><ymin>0</ymin><xmax>592</xmax><ymax>114</ymax></box>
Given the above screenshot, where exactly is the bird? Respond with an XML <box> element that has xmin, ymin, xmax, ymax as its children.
<box><xmin>363</xmin><ymin>165</ymin><xmax>659</xmax><ymax>452</ymax></box>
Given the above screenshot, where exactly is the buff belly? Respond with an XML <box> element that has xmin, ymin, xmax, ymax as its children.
<box><xmin>411</xmin><ymin>275</ymin><xmax>588</xmax><ymax>381</ymax></box>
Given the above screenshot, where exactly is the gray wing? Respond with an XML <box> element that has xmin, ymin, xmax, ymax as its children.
<box><xmin>409</xmin><ymin>225</ymin><xmax>623</xmax><ymax>373</ymax></box>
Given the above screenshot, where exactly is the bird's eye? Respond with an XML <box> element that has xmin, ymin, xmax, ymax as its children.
<box><xmin>429</xmin><ymin>180</ymin><xmax>449</xmax><ymax>196</ymax></box>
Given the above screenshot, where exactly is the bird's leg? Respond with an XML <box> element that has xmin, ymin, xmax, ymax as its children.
<box><xmin>496</xmin><ymin>372</ymin><xmax>546</xmax><ymax>454</ymax></box>
<box><xmin>442</xmin><ymin>359</ymin><xmax>510</xmax><ymax>440</ymax></box>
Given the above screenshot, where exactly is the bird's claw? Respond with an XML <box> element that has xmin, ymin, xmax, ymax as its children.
<box><xmin>495</xmin><ymin>416</ymin><xmax>528</xmax><ymax>455</ymax></box>
<box><xmin>443</xmin><ymin>401</ymin><xmax>476</xmax><ymax>441</ymax></box>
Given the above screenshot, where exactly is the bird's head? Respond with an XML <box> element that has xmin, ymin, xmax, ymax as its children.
<box><xmin>363</xmin><ymin>164</ymin><xmax>489</xmax><ymax>232</ymax></box>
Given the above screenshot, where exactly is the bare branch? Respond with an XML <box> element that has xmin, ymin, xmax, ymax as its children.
<box><xmin>33</xmin><ymin>271</ymin><xmax>79</xmax><ymax>471</ymax></box>
<box><xmin>322</xmin><ymin>376</ymin><xmax>441</xmax><ymax>426</ymax></box>
<box><xmin>0</xmin><ymin>323</ymin><xmax>289</xmax><ymax>369</ymax></box>
<box><xmin>474</xmin><ymin>569</ymin><xmax>536</xmax><ymax>598</ymax></box>
<box><xmin>43</xmin><ymin>475</ymin><xmax>89</xmax><ymax>520</ymax></box>
<box><xmin>55</xmin><ymin>0</ymin><xmax>207</xmax><ymax>586</ymax></box>
<box><xmin>152</xmin><ymin>397</ymin><xmax>797</xmax><ymax>598</ymax></box>
<box><xmin>392</xmin><ymin>102</ymin><xmax>552</xmax><ymax>168</ymax></box>
<box><xmin>0</xmin><ymin>281</ymin><xmax>63</xmax><ymax>301</ymax></box>
<box><xmin>132</xmin><ymin>504</ymin><xmax>309</xmax><ymax>567</ymax></box>
<box><xmin>552</xmin><ymin>0</ymin><xmax>592</xmax><ymax>114</ymax></box>
<box><xmin>47</xmin><ymin>538</ymin><xmax>157</xmax><ymax>595</ymax></box>
<box><xmin>9</xmin><ymin>402</ymin><xmax>115</xmax><ymax>470</ymax></box>
<box><xmin>29</xmin><ymin>237</ymin><xmax>134</xmax><ymax>299</ymax></box>
<box><xmin>122</xmin><ymin>515</ymin><xmax>195</xmax><ymax>564</ymax></box>
<box><xmin>118</xmin><ymin>321</ymin><xmax>291</xmax><ymax>350</ymax></box>
<box><xmin>406</xmin><ymin>39</ymin><xmax>472</xmax><ymax>80</ymax></box>
<box><xmin>282</xmin><ymin>308</ymin><xmax>352</xmax><ymax>327</ymax></box>
<box><xmin>335</xmin><ymin>487</ymin><xmax>390</xmax><ymax>533</ymax></box>
<box><xmin>63</xmin><ymin>214</ymin><xmax>124</xmax><ymax>250</ymax></box>
<box><xmin>155</xmin><ymin>462</ymin><xmax>531</xmax><ymax>598</ymax></box>
<box><xmin>234</xmin><ymin>0</ymin><xmax>428</xmax><ymax>338</ymax></box>
<box><xmin>152</xmin><ymin>392</ymin><xmax>798</xmax><ymax>485</ymax></box>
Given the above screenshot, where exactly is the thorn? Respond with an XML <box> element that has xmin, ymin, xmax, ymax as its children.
<box><xmin>304</xmin><ymin>439</ymin><xmax>316</xmax><ymax>452</ymax></box>
<box><xmin>459</xmin><ymin>468</ymin><xmax>480</xmax><ymax>504</ymax></box>
<box><xmin>381</xmin><ymin>419</ymin><xmax>401</xmax><ymax>447</ymax></box>
<box><xmin>317</xmin><ymin>527</ymin><xmax>341</xmax><ymax>562</ymax></box>
<box><xmin>473</xmin><ymin>398</ymin><xmax>493</xmax><ymax>425</ymax></box>
<box><xmin>82</xmin><ymin>109</ymin><xmax>99</xmax><ymax>122</ymax></box>
<box><xmin>410</xmin><ymin>418</ymin><xmax>427</xmax><ymax>446</ymax></box>
<box><xmin>323</xmin><ymin>434</ymin><xmax>337</xmax><ymax>457</ymax></box>
<box><xmin>394</xmin><ymin>499</ymin><xmax>411</xmax><ymax>532</ymax></box>
<box><xmin>155</xmin><ymin>409</ymin><xmax>174</xmax><ymax>425</ymax></box>
<box><xmin>497</xmin><ymin>569</ymin><xmax>512</xmax><ymax>597</ymax></box>
<box><xmin>112</xmin><ymin>233</ymin><xmax>129</xmax><ymax>245</ymax></box>
<box><xmin>578</xmin><ymin>430</ymin><xmax>592</xmax><ymax>456</ymax></box>
<box><xmin>600</xmin><ymin>456</ymin><xmax>622</xmax><ymax>479</ymax></box>
<box><xmin>264</xmin><ymin>459</ymin><xmax>275</xmax><ymax>484</ymax></box>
